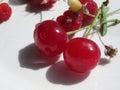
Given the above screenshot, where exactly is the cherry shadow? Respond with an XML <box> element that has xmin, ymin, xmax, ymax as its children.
<box><xmin>99</xmin><ymin>58</ymin><xmax>111</xmax><ymax>66</ymax></box>
<box><xmin>18</xmin><ymin>43</ymin><xmax>59</xmax><ymax>70</ymax></box>
<box><xmin>8</xmin><ymin>0</ymin><xmax>28</xmax><ymax>5</ymax></box>
<box><xmin>9</xmin><ymin>0</ymin><xmax>54</xmax><ymax>13</ymax></box>
<box><xmin>25</xmin><ymin>4</ymin><xmax>51</xmax><ymax>13</ymax></box>
<box><xmin>46</xmin><ymin>61</ymin><xmax>90</xmax><ymax>85</ymax></box>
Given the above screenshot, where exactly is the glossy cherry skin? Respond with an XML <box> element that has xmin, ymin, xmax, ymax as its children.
<box><xmin>63</xmin><ymin>38</ymin><xmax>101</xmax><ymax>73</ymax></box>
<box><xmin>34</xmin><ymin>20</ymin><xmax>67</xmax><ymax>57</ymax></box>
<box><xmin>80</xmin><ymin>0</ymin><xmax>98</xmax><ymax>27</ymax></box>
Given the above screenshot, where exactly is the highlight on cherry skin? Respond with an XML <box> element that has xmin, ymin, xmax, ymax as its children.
<box><xmin>34</xmin><ymin>20</ymin><xmax>67</xmax><ymax>57</ymax></box>
<box><xmin>63</xmin><ymin>38</ymin><xmax>101</xmax><ymax>73</ymax></box>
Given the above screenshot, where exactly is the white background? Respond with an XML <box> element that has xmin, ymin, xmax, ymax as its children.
<box><xmin>0</xmin><ymin>0</ymin><xmax>120</xmax><ymax>90</ymax></box>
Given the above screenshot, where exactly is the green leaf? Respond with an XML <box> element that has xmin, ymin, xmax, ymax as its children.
<box><xmin>100</xmin><ymin>4</ymin><xmax>108</xmax><ymax>36</ymax></box>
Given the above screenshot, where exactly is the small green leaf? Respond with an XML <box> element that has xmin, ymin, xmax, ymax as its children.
<box><xmin>101</xmin><ymin>23</ymin><xmax>107</xmax><ymax>36</ymax></box>
<box><xmin>100</xmin><ymin>4</ymin><xmax>108</xmax><ymax>36</ymax></box>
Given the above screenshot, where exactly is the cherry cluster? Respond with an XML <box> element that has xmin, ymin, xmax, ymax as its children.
<box><xmin>34</xmin><ymin>0</ymin><xmax>101</xmax><ymax>73</ymax></box>
<box><xmin>57</xmin><ymin>0</ymin><xmax>98</xmax><ymax>31</ymax></box>
<box><xmin>0</xmin><ymin>0</ymin><xmax>56</xmax><ymax>23</ymax></box>
<box><xmin>0</xmin><ymin>0</ymin><xmax>118</xmax><ymax>73</ymax></box>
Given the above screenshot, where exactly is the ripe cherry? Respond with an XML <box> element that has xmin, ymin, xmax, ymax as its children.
<box><xmin>28</xmin><ymin>0</ymin><xmax>57</xmax><ymax>9</ymax></box>
<box><xmin>57</xmin><ymin>10</ymin><xmax>83</xmax><ymax>32</ymax></box>
<box><xmin>0</xmin><ymin>3</ymin><xmax>12</xmax><ymax>23</ymax></box>
<box><xmin>34</xmin><ymin>20</ymin><xmax>67</xmax><ymax>57</ymax></box>
<box><xmin>80</xmin><ymin>0</ymin><xmax>98</xmax><ymax>27</ymax></box>
<box><xmin>63</xmin><ymin>38</ymin><xmax>101</xmax><ymax>73</ymax></box>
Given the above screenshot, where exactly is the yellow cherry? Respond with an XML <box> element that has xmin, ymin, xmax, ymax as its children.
<box><xmin>68</xmin><ymin>0</ymin><xmax>82</xmax><ymax>12</ymax></box>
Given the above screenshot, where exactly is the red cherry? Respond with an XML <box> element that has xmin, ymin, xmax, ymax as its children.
<box><xmin>28</xmin><ymin>0</ymin><xmax>57</xmax><ymax>9</ymax></box>
<box><xmin>34</xmin><ymin>20</ymin><xmax>67</xmax><ymax>57</ymax></box>
<box><xmin>80</xmin><ymin>0</ymin><xmax>98</xmax><ymax>27</ymax></box>
<box><xmin>63</xmin><ymin>38</ymin><xmax>101</xmax><ymax>73</ymax></box>
<box><xmin>57</xmin><ymin>10</ymin><xmax>83</xmax><ymax>32</ymax></box>
<box><xmin>80</xmin><ymin>0</ymin><xmax>93</xmax><ymax>4</ymax></box>
<box><xmin>0</xmin><ymin>3</ymin><xmax>12</xmax><ymax>23</ymax></box>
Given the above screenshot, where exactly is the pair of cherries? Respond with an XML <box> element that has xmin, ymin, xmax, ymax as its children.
<box><xmin>34</xmin><ymin>20</ymin><xmax>100</xmax><ymax>73</ymax></box>
<box><xmin>34</xmin><ymin>0</ymin><xmax>100</xmax><ymax>73</ymax></box>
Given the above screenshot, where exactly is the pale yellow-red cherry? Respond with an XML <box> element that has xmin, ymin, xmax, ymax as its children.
<box><xmin>68</xmin><ymin>0</ymin><xmax>82</xmax><ymax>12</ymax></box>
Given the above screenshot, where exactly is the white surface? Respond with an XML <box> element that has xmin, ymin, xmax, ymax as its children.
<box><xmin>0</xmin><ymin>0</ymin><xmax>120</xmax><ymax>90</ymax></box>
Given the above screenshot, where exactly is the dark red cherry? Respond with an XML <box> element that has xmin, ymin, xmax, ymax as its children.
<box><xmin>34</xmin><ymin>20</ymin><xmax>67</xmax><ymax>57</ymax></box>
<box><xmin>63</xmin><ymin>38</ymin><xmax>101</xmax><ymax>73</ymax></box>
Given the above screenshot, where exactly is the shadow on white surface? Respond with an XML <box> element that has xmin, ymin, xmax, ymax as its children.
<box><xmin>9</xmin><ymin>0</ymin><xmax>27</xmax><ymax>5</ymax></box>
<box><xmin>99</xmin><ymin>58</ymin><xmax>111</xmax><ymax>66</ymax></box>
<box><xmin>9</xmin><ymin>0</ymin><xmax>55</xmax><ymax>13</ymax></box>
<box><xmin>46</xmin><ymin>61</ymin><xmax>90</xmax><ymax>85</ymax></box>
<box><xmin>18</xmin><ymin>43</ymin><xmax>59</xmax><ymax>70</ymax></box>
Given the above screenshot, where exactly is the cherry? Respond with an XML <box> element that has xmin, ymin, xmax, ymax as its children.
<box><xmin>68</xmin><ymin>0</ymin><xmax>82</xmax><ymax>13</ymax></box>
<box><xmin>34</xmin><ymin>20</ymin><xmax>67</xmax><ymax>57</ymax></box>
<box><xmin>80</xmin><ymin>0</ymin><xmax>98</xmax><ymax>27</ymax></box>
<box><xmin>56</xmin><ymin>10</ymin><xmax>83</xmax><ymax>32</ymax></box>
<box><xmin>0</xmin><ymin>2</ymin><xmax>12</xmax><ymax>23</ymax></box>
<box><xmin>63</xmin><ymin>38</ymin><xmax>101</xmax><ymax>73</ymax></box>
<box><xmin>80</xmin><ymin>0</ymin><xmax>93</xmax><ymax>4</ymax></box>
<box><xmin>28</xmin><ymin>0</ymin><xmax>57</xmax><ymax>9</ymax></box>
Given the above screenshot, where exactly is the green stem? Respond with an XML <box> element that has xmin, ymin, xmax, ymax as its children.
<box><xmin>66</xmin><ymin>5</ymin><xmax>120</xmax><ymax>36</ymax></box>
<box><xmin>67</xmin><ymin>26</ymin><xmax>89</xmax><ymax>35</ymax></box>
<box><xmin>85</xmin><ymin>8</ymin><xmax>101</xmax><ymax>38</ymax></box>
<box><xmin>106</xmin><ymin>8</ymin><xmax>120</xmax><ymax>17</ymax></box>
<box><xmin>66</xmin><ymin>19</ymin><xmax>119</xmax><ymax>35</ymax></box>
<box><xmin>83</xmin><ymin>12</ymin><xmax>95</xmax><ymax>17</ymax></box>
<box><xmin>100</xmin><ymin>19</ymin><xmax>120</xmax><ymax>24</ymax></box>
<box><xmin>100</xmin><ymin>4</ymin><xmax>108</xmax><ymax>36</ymax></box>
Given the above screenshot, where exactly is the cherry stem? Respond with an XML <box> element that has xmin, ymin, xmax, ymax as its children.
<box><xmin>84</xmin><ymin>8</ymin><xmax>101</xmax><ymax>38</ymax></box>
<box><xmin>66</xmin><ymin>2</ymin><xmax>120</xmax><ymax>36</ymax></box>
<box><xmin>67</xmin><ymin>26</ymin><xmax>89</xmax><ymax>35</ymax></box>
<box><xmin>66</xmin><ymin>19</ymin><xmax>120</xmax><ymax>36</ymax></box>
<box><xmin>106</xmin><ymin>8</ymin><xmax>120</xmax><ymax>17</ymax></box>
<box><xmin>83</xmin><ymin>11</ymin><xmax>95</xmax><ymax>17</ymax></box>
<box><xmin>100</xmin><ymin>19</ymin><xmax>120</xmax><ymax>24</ymax></box>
